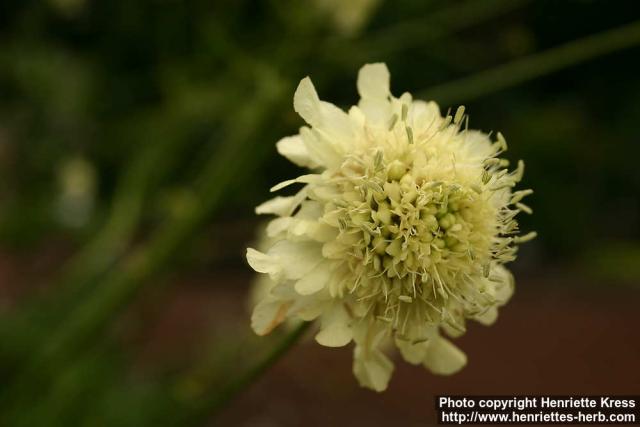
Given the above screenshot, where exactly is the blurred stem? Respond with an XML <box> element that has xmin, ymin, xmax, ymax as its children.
<box><xmin>323</xmin><ymin>0</ymin><xmax>529</xmax><ymax>68</ymax></box>
<box><xmin>55</xmin><ymin>82</ymin><xmax>232</xmax><ymax>296</ymax></box>
<box><xmin>422</xmin><ymin>19</ymin><xmax>640</xmax><ymax>105</ymax></box>
<box><xmin>59</xmin><ymin>133</ymin><xmax>179</xmax><ymax>292</ymax></box>
<box><xmin>178</xmin><ymin>322</ymin><xmax>311</xmax><ymax>426</ymax></box>
<box><xmin>0</xmin><ymin>70</ymin><xmax>289</xmax><ymax>412</ymax></box>
<box><xmin>360</xmin><ymin>0</ymin><xmax>528</xmax><ymax>56</ymax></box>
<box><xmin>0</xmin><ymin>113</ymin><xmax>212</xmax><ymax>385</ymax></box>
<box><xmin>0</xmin><ymin>120</ymin><xmax>179</xmax><ymax>381</ymax></box>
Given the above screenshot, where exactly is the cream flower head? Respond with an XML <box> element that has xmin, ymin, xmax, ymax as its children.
<box><xmin>247</xmin><ymin>63</ymin><xmax>535</xmax><ymax>391</ymax></box>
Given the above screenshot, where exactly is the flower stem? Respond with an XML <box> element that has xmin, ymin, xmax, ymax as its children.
<box><xmin>0</xmin><ymin>73</ymin><xmax>289</xmax><ymax>414</ymax></box>
<box><xmin>180</xmin><ymin>322</ymin><xmax>312</xmax><ymax>426</ymax></box>
<box><xmin>359</xmin><ymin>0</ymin><xmax>530</xmax><ymax>58</ymax></box>
<box><xmin>423</xmin><ymin>19</ymin><xmax>640</xmax><ymax>105</ymax></box>
<box><xmin>322</xmin><ymin>0</ymin><xmax>529</xmax><ymax>72</ymax></box>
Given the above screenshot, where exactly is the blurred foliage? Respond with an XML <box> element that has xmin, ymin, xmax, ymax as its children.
<box><xmin>0</xmin><ymin>0</ymin><xmax>639</xmax><ymax>425</ymax></box>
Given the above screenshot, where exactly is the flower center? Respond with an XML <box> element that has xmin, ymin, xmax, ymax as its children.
<box><xmin>328</xmin><ymin>153</ymin><xmax>494</xmax><ymax>300</ymax></box>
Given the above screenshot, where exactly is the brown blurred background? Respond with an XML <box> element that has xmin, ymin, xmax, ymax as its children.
<box><xmin>1</xmin><ymin>0</ymin><xmax>639</xmax><ymax>426</ymax></box>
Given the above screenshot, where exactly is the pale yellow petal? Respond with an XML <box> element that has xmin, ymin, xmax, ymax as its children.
<box><xmin>357</xmin><ymin>63</ymin><xmax>390</xmax><ymax>100</ymax></box>
<box><xmin>319</xmin><ymin>101</ymin><xmax>355</xmax><ymax>143</ymax></box>
<box><xmin>423</xmin><ymin>337</ymin><xmax>467</xmax><ymax>375</ymax></box>
<box><xmin>266</xmin><ymin>217</ymin><xmax>293</xmax><ymax>238</ymax></box>
<box><xmin>300</xmin><ymin>127</ymin><xmax>342</xmax><ymax>169</ymax></box>
<box><xmin>474</xmin><ymin>307</ymin><xmax>498</xmax><ymax>326</ymax></box>
<box><xmin>270</xmin><ymin>173</ymin><xmax>319</xmax><ymax>192</ymax></box>
<box><xmin>353</xmin><ymin>345</ymin><xmax>394</xmax><ymax>392</ymax></box>
<box><xmin>294</xmin><ymin>261</ymin><xmax>332</xmax><ymax>295</ymax></box>
<box><xmin>246</xmin><ymin>248</ymin><xmax>280</xmax><ymax>276</ymax></box>
<box><xmin>276</xmin><ymin>135</ymin><xmax>318</xmax><ymax>168</ymax></box>
<box><xmin>358</xmin><ymin>97</ymin><xmax>391</xmax><ymax>125</ymax></box>
<box><xmin>251</xmin><ymin>298</ymin><xmax>291</xmax><ymax>336</ymax></box>
<box><xmin>293</xmin><ymin>77</ymin><xmax>322</xmax><ymax>126</ymax></box>
<box><xmin>396</xmin><ymin>339</ymin><xmax>428</xmax><ymax>365</ymax></box>
<box><xmin>315</xmin><ymin>303</ymin><xmax>352</xmax><ymax>347</ymax></box>
<box><xmin>255</xmin><ymin>196</ymin><xmax>296</xmax><ymax>216</ymax></box>
<box><xmin>268</xmin><ymin>240</ymin><xmax>323</xmax><ymax>280</ymax></box>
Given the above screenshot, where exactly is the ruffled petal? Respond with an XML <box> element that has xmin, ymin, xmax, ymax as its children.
<box><xmin>295</xmin><ymin>261</ymin><xmax>332</xmax><ymax>295</ymax></box>
<box><xmin>395</xmin><ymin>324</ymin><xmax>435</xmax><ymax>365</ymax></box>
<box><xmin>266</xmin><ymin>217</ymin><xmax>293</xmax><ymax>238</ymax></box>
<box><xmin>357</xmin><ymin>63</ymin><xmax>390</xmax><ymax>100</ymax></box>
<box><xmin>396</xmin><ymin>338</ymin><xmax>428</xmax><ymax>365</ymax></box>
<box><xmin>265</xmin><ymin>201</ymin><xmax>337</xmax><ymax>242</ymax></box>
<box><xmin>255</xmin><ymin>196</ymin><xmax>296</xmax><ymax>216</ymax></box>
<box><xmin>293</xmin><ymin>77</ymin><xmax>322</xmax><ymax>127</ymax></box>
<box><xmin>492</xmin><ymin>265</ymin><xmax>515</xmax><ymax>304</ymax></box>
<box><xmin>358</xmin><ymin>98</ymin><xmax>392</xmax><ymax>125</ymax></box>
<box><xmin>276</xmin><ymin>135</ymin><xmax>318</xmax><ymax>168</ymax></box>
<box><xmin>300</xmin><ymin>127</ymin><xmax>342</xmax><ymax>169</ymax></box>
<box><xmin>251</xmin><ymin>298</ymin><xmax>291</xmax><ymax>336</ymax></box>
<box><xmin>295</xmin><ymin>200</ymin><xmax>323</xmax><ymax>219</ymax></box>
<box><xmin>353</xmin><ymin>345</ymin><xmax>394</xmax><ymax>392</ymax></box>
<box><xmin>292</xmin><ymin>298</ymin><xmax>326</xmax><ymax>321</ymax></box>
<box><xmin>474</xmin><ymin>306</ymin><xmax>498</xmax><ymax>326</ymax></box>
<box><xmin>268</xmin><ymin>240</ymin><xmax>323</xmax><ymax>280</ymax></box>
<box><xmin>442</xmin><ymin>322</ymin><xmax>466</xmax><ymax>338</ymax></box>
<box><xmin>319</xmin><ymin>101</ymin><xmax>355</xmax><ymax>143</ymax></box>
<box><xmin>322</xmin><ymin>240</ymin><xmax>349</xmax><ymax>259</ymax></box>
<box><xmin>408</xmin><ymin>100</ymin><xmax>441</xmax><ymax>140</ymax></box>
<box><xmin>270</xmin><ymin>173</ymin><xmax>320</xmax><ymax>192</ymax></box>
<box><xmin>315</xmin><ymin>303</ymin><xmax>353</xmax><ymax>347</ymax></box>
<box><xmin>463</xmin><ymin>130</ymin><xmax>495</xmax><ymax>159</ymax></box>
<box><xmin>293</xmin><ymin>76</ymin><xmax>355</xmax><ymax>154</ymax></box>
<box><xmin>246</xmin><ymin>248</ymin><xmax>281</xmax><ymax>277</ymax></box>
<box><xmin>423</xmin><ymin>336</ymin><xmax>467</xmax><ymax>375</ymax></box>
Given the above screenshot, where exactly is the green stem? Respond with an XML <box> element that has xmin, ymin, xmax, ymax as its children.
<box><xmin>0</xmin><ymin>110</ymin><xmax>224</xmax><ymax>388</ymax></box>
<box><xmin>323</xmin><ymin>0</ymin><xmax>529</xmax><ymax>69</ymax></box>
<box><xmin>179</xmin><ymin>322</ymin><xmax>312</xmax><ymax>426</ymax></box>
<box><xmin>0</xmin><ymin>117</ymin><xmax>184</xmax><ymax>385</ymax></box>
<box><xmin>422</xmin><ymin>19</ymin><xmax>640</xmax><ymax>105</ymax></box>
<box><xmin>362</xmin><ymin>0</ymin><xmax>529</xmax><ymax>57</ymax></box>
<box><xmin>52</xmin><ymin>92</ymin><xmax>232</xmax><ymax>298</ymax></box>
<box><xmin>0</xmin><ymin>73</ymin><xmax>289</xmax><ymax>412</ymax></box>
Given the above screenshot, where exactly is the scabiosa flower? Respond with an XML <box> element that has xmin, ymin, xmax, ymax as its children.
<box><xmin>247</xmin><ymin>63</ymin><xmax>535</xmax><ymax>391</ymax></box>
